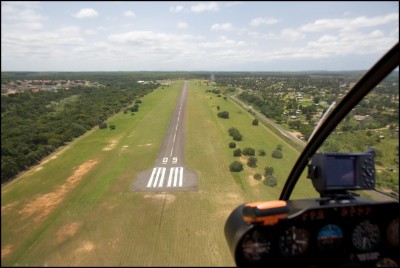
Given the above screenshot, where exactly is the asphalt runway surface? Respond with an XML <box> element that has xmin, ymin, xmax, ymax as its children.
<box><xmin>133</xmin><ymin>81</ymin><xmax>198</xmax><ymax>192</ymax></box>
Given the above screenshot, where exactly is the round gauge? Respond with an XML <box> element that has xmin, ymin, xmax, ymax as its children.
<box><xmin>352</xmin><ymin>220</ymin><xmax>380</xmax><ymax>251</ymax></box>
<box><xmin>241</xmin><ymin>229</ymin><xmax>271</xmax><ymax>262</ymax></box>
<box><xmin>386</xmin><ymin>218</ymin><xmax>399</xmax><ymax>247</ymax></box>
<box><xmin>317</xmin><ymin>224</ymin><xmax>343</xmax><ymax>251</ymax></box>
<box><xmin>279</xmin><ymin>226</ymin><xmax>310</xmax><ymax>257</ymax></box>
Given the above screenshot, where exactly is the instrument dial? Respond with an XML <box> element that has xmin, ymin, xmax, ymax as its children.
<box><xmin>241</xmin><ymin>229</ymin><xmax>271</xmax><ymax>262</ymax></box>
<box><xmin>279</xmin><ymin>226</ymin><xmax>310</xmax><ymax>257</ymax></box>
<box><xmin>317</xmin><ymin>224</ymin><xmax>344</xmax><ymax>251</ymax></box>
<box><xmin>352</xmin><ymin>220</ymin><xmax>380</xmax><ymax>251</ymax></box>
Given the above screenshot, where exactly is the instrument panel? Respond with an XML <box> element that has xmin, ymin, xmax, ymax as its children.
<box><xmin>225</xmin><ymin>198</ymin><xmax>399</xmax><ymax>267</ymax></box>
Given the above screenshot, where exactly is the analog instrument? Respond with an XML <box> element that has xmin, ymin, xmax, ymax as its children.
<box><xmin>317</xmin><ymin>224</ymin><xmax>343</xmax><ymax>251</ymax></box>
<box><xmin>279</xmin><ymin>226</ymin><xmax>310</xmax><ymax>257</ymax></box>
<box><xmin>352</xmin><ymin>220</ymin><xmax>380</xmax><ymax>251</ymax></box>
<box><xmin>241</xmin><ymin>229</ymin><xmax>271</xmax><ymax>262</ymax></box>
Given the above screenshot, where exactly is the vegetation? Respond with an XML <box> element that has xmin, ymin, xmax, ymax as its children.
<box><xmin>247</xmin><ymin>156</ymin><xmax>258</xmax><ymax>168</ymax></box>
<box><xmin>1</xmin><ymin>79</ymin><xmax>157</xmax><ymax>183</ymax></box>
<box><xmin>229</xmin><ymin>142</ymin><xmax>236</xmax><ymax>148</ymax></box>
<box><xmin>228</xmin><ymin>127</ymin><xmax>243</xmax><ymax>141</ymax></box>
<box><xmin>217</xmin><ymin>111</ymin><xmax>229</xmax><ymax>119</ymax></box>
<box><xmin>233</xmin><ymin>148</ymin><xmax>242</xmax><ymax>157</ymax></box>
<box><xmin>229</xmin><ymin>161</ymin><xmax>244</xmax><ymax>172</ymax></box>
<box><xmin>271</xmin><ymin>145</ymin><xmax>283</xmax><ymax>159</ymax></box>
<box><xmin>242</xmin><ymin>147</ymin><xmax>255</xmax><ymax>156</ymax></box>
<box><xmin>253</xmin><ymin>173</ymin><xmax>262</xmax><ymax>180</ymax></box>
<box><xmin>1</xmin><ymin>71</ymin><xmax>397</xmax><ymax>266</ymax></box>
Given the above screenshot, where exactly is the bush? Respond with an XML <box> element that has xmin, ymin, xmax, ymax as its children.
<box><xmin>232</xmin><ymin>132</ymin><xmax>243</xmax><ymax>141</ymax></box>
<box><xmin>247</xmin><ymin>157</ymin><xmax>257</xmax><ymax>168</ymax></box>
<box><xmin>252</xmin><ymin>119</ymin><xmax>259</xmax><ymax>126</ymax></box>
<box><xmin>233</xmin><ymin>148</ymin><xmax>242</xmax><ymax>157</ymax></box>
<box><xmin>228</xmin><ymin>127</ymin><xmax>243</xmax><ymax>141</ymax></box>
<box><xmin>229</xmin><ymin>142</ymin><xmax>236</xmax><ymax>148</ymax></box>
<box><xmin>109</xmin><ymin>125</ymin><xmax>116</xmax><ymax>130</ymax></box>
<box><xmin>242</xmin><ymin>147</ymin><xmax>255</xmax><ymax>156</ymax></box>
<box><xmin>217</xmin><ymin>111</ymin><xmax>229</xmax><ymax>119</ymax></box>
<box><xmin>258</xmin><ymin>149</ymin><xmax>266</xmax><ymax>156</ymax></box>
<box><xmin>253</xmin><ymin>174</ymin><xmax>262</xmax><ymax>180</ymax></box>
<box><xmin>99</xmin><ymin>122</ymin><xmax>107</xmax><ymax>129</ymax></box>
<box><xmin>271</xmin><ymin>150</ymin><xmax>283</xmax><ymax>159</ymax></box>
<box><xmin>264</xmin><ymin>176</ymin><xmax>277</xmax><ymax>187</ymax></box>
<box><xmin>229</xmin><ymin>161</ymin><xmax>243</xmax><ymax>172</ymax></box>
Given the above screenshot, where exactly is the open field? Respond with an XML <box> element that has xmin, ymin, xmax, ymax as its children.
<box><xmin>1</xmin><ymin>80</ymin><xmax>316</xmax><ymax>266</ymax></box>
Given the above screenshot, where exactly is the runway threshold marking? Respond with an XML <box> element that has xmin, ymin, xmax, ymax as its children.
<box><xmin>147</xmin><ymin>167</ymin><xmax>184</xmax><ymax>188</ymax></box>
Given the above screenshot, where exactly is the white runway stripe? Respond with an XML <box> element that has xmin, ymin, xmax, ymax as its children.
<box><xmin>148</xmin><ymin>167</ymin><xmax>183</xmax><ymax>188</ymax></box>
<box><xmin>158</xmin><ymin>167</ymin><xmax>166</xmax><ymax>187</ymax></box>
<box><xmin>167</xmin><ymin>168</ymin><xmax>174</xmax><ymax>187</ymax></box>
<box><xmin>173</xmin><ymin>168</ymin><xmax>178</xmax><ymax>187</ymax></box>
<box><xmin>178</xmin><ymin>167</ymin><xmax>183</xmax><ymax>187</ymax></box>
<box><xmin>147</xmin><ymin>168</ymin><xmax>158</xmax><ymax>188</ymax></box>
<box><xmin>153</xmin><ymin>167</ymin><xmax>164</xmax><ymax>188</ymax></box>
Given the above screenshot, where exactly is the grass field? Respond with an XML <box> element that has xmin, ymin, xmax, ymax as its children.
<box><xmin>1</xmin><ymin>80</ymin><xmax>316</xmax><ymax>266</ymax></box>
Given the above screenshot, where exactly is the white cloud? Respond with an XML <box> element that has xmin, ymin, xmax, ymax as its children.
<box><xmin>84</xmin><ymin>29</ymin><xmax>97</xmax><ymax>35</ymax></box>
<box><xmin>190</xmin><ymin>2</ymin><xmax>219</xmax><ymax>13</ymax></box>
<box><xmin>280</xmin><ymin>28</ymin><xmax>305</xmax><ymax>41</ymax></box>
<box><xmin>300</xmin><ymin>12</ymin><xmax>399</xmax><ymax>32</ymax></box>
<box><xmin>74</xmin><ymin>8</ymin><xmax>98</xmax><ymax>19</ymax></box>
<box><xmin>124</xmin><ymin>10</ymin><xmax>136</xmax><ymax>17</ymax></box>
<box><xmin>199</xmin><ymin>36</ymin><xmax>246</xmax><ymax>49</ymax></box>
<box><xmin>177</xmin><ymin>21</ymin><xmax>189</xmax><ymax>29</ymax></box>
<box><xmin>250</xmin><ymin>17</ymin><xmax>278</xmax><ymax>27</ymax></box>
<box><xmin>211</xmin><ymin>23</ymin><xmax>233</xmax><ymax>31</ymax></box>
<box><xmin>169</xmin><ymin>5</ymin><xmax>184</xmax><ymax>13</ymax></box>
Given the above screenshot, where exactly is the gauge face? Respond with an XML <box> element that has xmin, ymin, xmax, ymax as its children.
<box><xmin>317</xmin><ymin>224</ymin><xmax>343</xmax><ymax>251</ymax></box>
<box><xmin>241</xmin><ymin>229</ymin><xmax>271</xmax><ymax>262</ymax></box>
<box><xmin>352</xmin><ymin>220</ymin><xmax>380</xmax><ymax>251</ymax></box>
<box><xmin>386</xmin><ymin>218</ymin><xmax>399</xmax><ymax>247</ymax></box>
<box><xmin>279</xmin><ymin>226</ymin><xmax>310</xmax><ymax>257</ymax></box>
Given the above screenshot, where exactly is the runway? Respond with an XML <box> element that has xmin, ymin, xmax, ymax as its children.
<box><xmin>133</xmin><ymin>81</ymin><xmax>198</xmax><ymax>192</ymax></box>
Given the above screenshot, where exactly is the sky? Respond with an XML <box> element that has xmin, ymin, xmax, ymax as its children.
<box><xmin>1</xmin><ymin>1</ymin><xmax>399</xmax><ymax>72</ymax></box>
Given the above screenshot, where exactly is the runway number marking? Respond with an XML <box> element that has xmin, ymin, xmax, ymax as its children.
<box><xmin>147</xmin><ymin>167</ymin><xmax>184</xmax><ymax>188</ymax></box>
<box><xmin>172</xmin><ymin>157</ymin><xmax>178</xmax><ymax>164</ymax></box>
<box><xmin>163</xmin><ymin>157</ymin><xmax>168</xmax><ymax>164</ymax></box>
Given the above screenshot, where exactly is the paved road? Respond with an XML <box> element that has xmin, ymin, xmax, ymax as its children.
<box><xmin>133</xmin><ymin>81</ymin><xmax>198</xmax><ymax>192</ymax></box>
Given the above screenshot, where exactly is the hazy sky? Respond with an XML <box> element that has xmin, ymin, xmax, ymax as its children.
<box><xmin>1</xmin><ymin>1</ymin><xmax>399</xmax><ymax>71</ymax></box>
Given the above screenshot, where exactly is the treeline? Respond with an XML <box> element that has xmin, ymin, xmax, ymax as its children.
<box><xmin>1</xmin><ymin>71</ymin><xmax>213</xmax><ymax>84</ymax></box>
<box><xmin>1</xmin><ymin>80</ymin><xmax>157</xmax><ymax>183</ymax></box>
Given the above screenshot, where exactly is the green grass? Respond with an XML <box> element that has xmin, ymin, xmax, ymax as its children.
<box><xmin>1</xmin><ymin>79</ymin><xmax>316</xmax><ymax>266</ymax></box>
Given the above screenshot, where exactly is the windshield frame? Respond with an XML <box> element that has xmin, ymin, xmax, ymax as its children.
<box><xmin>279</xmin><ymin>42</ymin><xmax>400</xmax><ymax>200</ymax></box>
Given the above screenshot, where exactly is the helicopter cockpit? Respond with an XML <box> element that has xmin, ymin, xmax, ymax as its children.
<box><xmin>224</xmin><ymin>43</ymin><xmax>399</xmax><ymax>267</ymax></box>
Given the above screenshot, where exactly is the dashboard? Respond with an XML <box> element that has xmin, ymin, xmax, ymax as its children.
<box><xmin>224</xmin><ymin>197</ymin><xmax>399</xmax><ymax>267</ymax></box>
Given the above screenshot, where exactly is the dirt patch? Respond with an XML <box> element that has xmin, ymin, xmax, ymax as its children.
<box><xmin>144</xmin><ymin>193</ymin><xmax>176</xmax><ymax>205</ymax></box>
<box><xmin>19</xmin><ymin>159</ymin><xmax>98</xmax><ymax>222</ymax></box>
<box><xmin>239</xmin><ymin>156</ymin><xmax>247</xmax><ymax>164</ymax></box>
<box><xmin>1</xmin><ymin>201</ymin><xmax>19</xmax><ymax>214</ymax></box>
<box><xmin>100</xmin><ymin>202</ymin><xmax>116</xmax><ymax>210</ymax></box>
<box><xmin>103</xmin><ymin>137</ymin><xmax>121</xmax><ymax>151</ymax></box>
<box><xmin>75</xmin><ymin>241</ymin><xmax>94</xmax><ymax>253</ymax></box>
<box><xmin>54</xmin><ymin>222</ymin><xmax>82</xmax><ymax>245</ymax></box>
<box><xmin>248</xmin><ymin>175</ymin><xmax>262</xmax><ymax>187</ymax></box>
<box><xmin>138</xmin><ymin>143</ymin><xmax>152</xmax><ymax>147</ymax></box>
<box><xmin>1</xmin><ymin>245</ymin><xmax>13</xmax><ymax>259</ymax></box>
